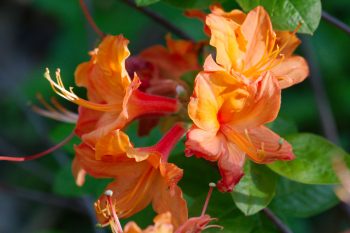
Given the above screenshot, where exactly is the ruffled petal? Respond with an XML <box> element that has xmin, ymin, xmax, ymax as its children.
<box><xmin>206</xmin><ymin>13</ymin><xmax>244</xmax><ymax>71</ymax></box>
<box><xmin>226</xmin><ymin>71</ymin><xmax>281</xmax><ymax>128</ymax></box>
<box><xmin>272</xmin><ymin>56</ymin><xmax>309</xmax><ymax>89</ymax></box>
<box><xmin>224</xmin><ymin>125</ymin><xmax>294</xmax><ymax>163</ymax></box>
<box><xmin>185</xmin><ymin>126</ymin><xmax>225</xmax><ymax>161</ymax></box>
<box><xmin>240</xmin><ymin>6</ymin><xmax>275</xmax><ymax>69</ymax></box>
<box><xmin>152</xmin><ymin>183</ymin><xmax>188</xmax><ymax>229</ymax></box>
<box><xmin>124</xmin><ymin>222</ymin><xmax>143</xmax><ymax>233</ymax></box>
<box><xmin>217</xmin><ymin>141</ymin><xmax>245</xmax><ymax>192</ymax></box>
<box><xmin>74</xmin><ymin>35</ymin><xmax>131</xmax><ymax>104</ymax></box>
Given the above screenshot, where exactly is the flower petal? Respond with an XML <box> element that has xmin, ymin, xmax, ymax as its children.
<box><xmin>217</xmin><ymin>141</ymin><xmax>245</xmax><ymax>192</ymax></box>
<box><xmin>152</xmin><ymin>183</ymin><xmax>188</xmax><ymax>229</ymax></box>
<box><xmin>226</xmin><ymin>71</ymin><xmax>281</xmax><ymax>129</ymax></box>
<box><xmin>224</xmin><ymin>125</ymin><xmax>294</xmax><ymax>163</ymax></box>
<box><xmin>75</xmin><ymin>35</ymin><xmax>131</xmax><ymax>104</ymax></box>
<box><xmin>240</xmin><ymin>6</ymin><xmax>275</xmax><ymax>69</ymax></box>
<box><xmin>272</xmin><ymin>56</ymin><xmax>309</xmax><ymax>89</ymax></box>
<box><xmin>185</xmin><ymin>126</ymin><xmax>226</xmax><ymax>161</ymax></box>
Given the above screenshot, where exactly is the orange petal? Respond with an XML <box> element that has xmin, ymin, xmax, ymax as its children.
<box><xmin>206</xmin><ymin>13</ymin><xmax>243</xmax><ymax>71</ymax></box>
<box><xmin>95</xmin><ymin>130</ymin><xmax>131</xmax><ymax>160</ymax></box>
<box><xmin>159</xmin><ymin>162</ymin><xmax>183</xmax><ymax>192</ymax></box>
<box><xmin>124</xmin><ymin>222</ymin><xmax>143</xmax><ymax>233</ymax></box>
<box><xmin>175</xmin><ymin>215</ymin><xmax>213</xmax><ymax>233</ymax></box>
<box><xmin>217</xmin><ymin>141</ymin><xmax>245</xmax><ymax>192</ymax></box>
<box><xmin>185</xmin><ymin>126</ymin><xmax>225</xmax><ymax>161</ymax></box>
<box><xmin>74</xmin><ymin>35</ymin><xmax>131</xmax><ymax>104</ymax></box>
<box><xmin>276</xmin><ymin>31</ymin><xmax>301</xmax><ymax>57</ymax></box>
<box><xmin>240</xmin><ymin>6</ymin><xmax>275</xmax><ymax>69</ymax></box>
<box><xmin>272</xmin><ymin>56</ymin><xmax>309</xmax><ymax>89</ymax></box>
<box><xmin>225</xmin><ymin>71</ymin><xmax>281</xmax><ymax>128</ymax></box>
<box><xmin>152</xmin><ymin>183</ymin><xmax>188</xmax><ymax>229</ymax></box>
<box><xmin>224</xmin><ymin>125</ymin><xmax>294</xmax><ymax>164</ymax></box>
<box><xmin>74</xmin><ymin>106</ymin><xmax>103</xmax><ymax>137</ymax></box>
<box><xmin>96</xmin><ymin>165</ymin><xmax>158</xmax><ymax>221</ymax></box>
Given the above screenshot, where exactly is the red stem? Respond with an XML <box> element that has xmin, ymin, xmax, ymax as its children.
<box><xmin>0</xmin><ymin>132</ymin><xmax>75</xmax><ymax>162</ymax></box>
<box><xmin>79</xmin><ymin>0</ymin><xmax>105</xmax><ymax>38</ymax></box>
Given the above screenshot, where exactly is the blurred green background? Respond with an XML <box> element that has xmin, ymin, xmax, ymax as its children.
<box><xmin>0</xmin><ymin>0</ymin><xmax>349</xmax><ymax>232</ymax></box>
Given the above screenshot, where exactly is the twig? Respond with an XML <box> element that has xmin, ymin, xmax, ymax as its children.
<box><xmin>322</xmin><ymin>11</ymin><xmax>350</xmax><ymax>36</ymax></box>
<box><xmin>121</xmin><ymin>0</ymin><xmax>194</xmax><ymax>41</ymax></box>
<box><xmin>300</xmin><ymin>37</ymin><xmax>340</xmax><ymax>144</ymax></box>
<box><xmin>79</xmin><ymin>0</ymin><xmax>105</xmax><ymax>38</ymax></box>
<box><xmin>263</xmin><ymin>208</ymin><xmax>293</xmax><ymax>233</ymax></box>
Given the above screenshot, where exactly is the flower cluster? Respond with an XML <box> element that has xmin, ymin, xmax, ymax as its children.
<box><xmin>25</xmin><ymin>4</ymin><xmax>309</xmax><ymax>233</ymax></box>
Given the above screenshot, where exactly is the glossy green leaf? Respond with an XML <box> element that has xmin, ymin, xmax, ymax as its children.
<box><xmin>268</xmin><ymin>133</ymin><xmax>350</xmax><ymax>184</ymax></box>
<box><xmin>162</xmin><ymin>0</ymin><xmax>228</xmax><ymax>9</ymax></box>
<box><xmin>236</xmin><ymin>0</ymin><xmax>322</xmax><ymax>34</ymax></box>
<box><xmin>232</xmin><ymin>162</ymin><xmax>277</xmax><ymax>216</ymax></box>
<box><xmin>269</xmin><ymin>177</ymin><xmax>339</xmax><ymax>218</ymax></box>
<box><xmin>135</xmin><ymin>0</ymin><xmax>160</xmax><ymax>6</ymax></box>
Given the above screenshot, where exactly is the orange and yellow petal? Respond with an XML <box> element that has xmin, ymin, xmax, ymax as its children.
<box><xmin>272</xmin><ymin>56</ymin><xmax>309</xmax><ymax>89</ymax></box>
<box><xmin>224</xmin><ymin>125</ymin><xmax>294</xmax><ymax>164</ymax></box>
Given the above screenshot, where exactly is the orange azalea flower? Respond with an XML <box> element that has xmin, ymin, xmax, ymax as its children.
<box><xmin>97</xmin><ymin>183</ymin><xmax>220</xmax><ymax>233</ymax></box>
<box><xmin>188</xmin><ymin>5</ymin><xmax>309</xmax><ymax>88</ymax></box>
<box><xmin>75</xmin><ymin>123</ymin><xmax>187</xmax><ymax>228</ymax></box>
<box><xmin>186</xmin><ymin>66</ymin><xmax>294</xmax><ymax>192</ymax></box>
<box><xmin>45</xmin><ymin>35</ymin><xmax>179</xmax><ymax>146</ymax></box>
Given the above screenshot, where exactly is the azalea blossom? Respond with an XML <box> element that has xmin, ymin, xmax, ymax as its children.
<box><xmin>188</xmin><ymin>5</ymin><xmax>309</xmax><ymax>88</ymax></box>
<box><xmin>186</xmin><ymin>67</ymin><xmax>294</xmax><ymax>192</ymax></box>
<box><xmin>45</xmin><ymin>35</ymin><xmax>179</xmax><ymax>146</ymax></box>
<box><xmin>75</xmin><ymin>123</ymin><xmax>187</xmax><ymax>228</ymax></box>
<box><xmin>97</xmin><ymin>183</ymin><xmax>220</xmax><ymax>233</ymax></box>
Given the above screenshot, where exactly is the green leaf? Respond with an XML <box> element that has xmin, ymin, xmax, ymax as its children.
<box><xmin>269</xmin><ymin>177</ymin><xmax>339</xmax><ymax>218</ymax></box>
<box><xmin>53</xmin><ymin>161</ymin><xmax>111</xmax><ymax>198</ymax></box>
<box><xmin>162</xmin><ymin>0</ymin><xmax>228</xmax><ymax>9</ymax></box>
<box><xmin>135</xmin><ymin>0</ymin><xmax>160</xmax><ymax>7</ymax></box>
<box><xmin>235</xmin><ymin>0</ymin><xmax>322</xmax><ymax>34</ymax></box>
<box><xmin>266</xmin><ymin>116</ymin><xmax>298</xmax><ymax>137</ymax></box>
<box><xmin>232</xmin><ymin>162</ymin><xmax>277</xmax><ymax>215</ymax></box>
<box><xmin>268</xmin><ymin>133</ymin><xmax>349</xmax><ymax>184</ymax></box>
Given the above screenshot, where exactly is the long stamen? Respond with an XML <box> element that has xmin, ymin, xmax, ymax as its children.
<box><xmin>201</xmin><ymin>182</ymin><xmax>216</xmax><ymax>216</ymax></box>
<box><xmin>44</xmin><ymin>68</ymin><xmax>121</xmax><ymax>112</ymax></box>
<box><xmin>0</xmin><ymin>131</ymin><xmax>75</xmax><ymax>162</ymax></box>
<box><xmin>32</xmin><ymin>94</ymin><xmax>78</xmax><ymax>123</ymax></box>
<box><xmin>105</xmin><ymin>190</ymin><xmax>124</xmax><ymax>233</ymax></box>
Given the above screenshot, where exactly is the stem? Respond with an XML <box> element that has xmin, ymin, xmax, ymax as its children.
<box><xmin>79</xmin><ymin>0</ymin><xmax>105</xmax><ymax>38</ymax></box>
<box><xmin>322</xmin><ymin>11</ymin><xmax>350</xmax><ymax>36</ymax></box>
<box><xmin>0</xmin><ymin>131</ymin><xmax>75</xmax><ymax>162</ymax></box>
<box><xmin>154</xmin><ymin>123</ymin><xmax>186</xmax><ymax>161</ymax></box>
<box><xmin>263</xmin><ymin>208</ymin><xmax>293</xmax><ymax>233</ymax></box>
<box><xmin>300</xmin><ymin>37</ymin><xmax>340</xmax><ymax>144</ymax></box>
<box><xmin>121</xmin><ymin>0</ymin><xmax>194</xmax><ymax>41</ymax></box>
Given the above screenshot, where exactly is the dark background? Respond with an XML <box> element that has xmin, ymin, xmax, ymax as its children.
<box><xmin>0</xmin><ymin>0</ymin><xmax>349</xmax><ymax>232</ymax></box>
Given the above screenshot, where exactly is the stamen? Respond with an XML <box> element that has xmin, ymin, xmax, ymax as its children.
<box><xmin>32</xmin><ymin>94</ymin><xmax>78</xmax><ymax>123</ymax></box>
<box><xmin>105</xmin><ymin>190</ymin><xmax>124</xmax><ymax>233</ymax></box>
<box><xmin>44</xmin><ymin>68</ymin><xmax>122</xmax><ymax>112</ymax></box>
<box><xmin>201</xmin><ymin>182</ymin><xmax>216</xmax><ymax>216</ymax></box>
<box><xmin>0</xmin><ymin>131</ymin><xmax>75</xmax><ymax>162</ymax></box>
